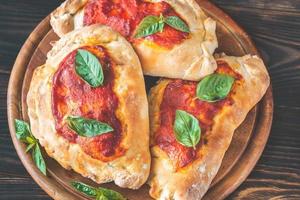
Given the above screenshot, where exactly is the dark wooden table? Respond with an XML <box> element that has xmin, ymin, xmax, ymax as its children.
<box><xmin>1</xmin><ymin>0</ymin><xmax>300</xmax><ymax>199</ymax></box>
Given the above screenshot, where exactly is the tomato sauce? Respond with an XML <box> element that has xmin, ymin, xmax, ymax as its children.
<box><xmin>52</xmin><ymin>45</ymin><xmax>125</xmax><ymax>162</ymax></box>
<box><xmin>83</xmin><ymin>0</ymin><xmax>189</xmax><ymax>48</ymax></box>
<box><xmin>155</xmin><ymin>61</ymin><xmax>242</xmax><ymax>169</ymax></box>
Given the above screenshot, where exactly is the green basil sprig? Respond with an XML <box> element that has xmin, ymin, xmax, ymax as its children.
<box><xmin>135</xmin><ymin>14</ymin><xmax>190</xmax><ymax>38</ymax></box>
<box><xmin>66</xmin><ymin>116</ymin><xmax>113</xmax><ymax>137</ymax></box>
<box><xmin>196</xmin><ymin>74</ymin><xmax>235</xmax><ymax>102</ymax></box>
<box><xmin>75</xmin><ymin>49</ymin><xmax>104</xmax><ymax>87</ymax></box>
<box><xmin>32</xmin><ymin>144</ymin><xmax>46</xmax><ymax>175</ymax></box>
<box><xmin>135</xmin><ymin>15</ymin><xmax>165</xmax><ymax>38</ymax></box>
<box><xmin>173</xmin><ymin>110</ymin><xmax>201</xmax><ymax>149</ymax></box>
<box><xmin>71</xmin><ymin>181</ymin><xmax>126</xmax><ymax>200</ymax></box>
<box><xmin>165</xmin><ymin>16</ymin><xmax>190</xmax><ymax>33</ymax></box>
<box><xmin>14</xmin><ymin>119</ymin><xmax>47</xmax><ymax>175</ymax></box>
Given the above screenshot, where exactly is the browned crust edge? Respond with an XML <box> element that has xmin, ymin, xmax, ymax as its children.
<box><xmin>148</xmin><ymin>55</ymin><xmax>270</xmax><ymax>199</ymax></box>
<box><xmin>50</xmin><ymin>0</ymin><xmax>218</xmax><ymax>80</ymax></box>
<box><xmin>27</xmin><ymin>25</ymin><xmax>150</xmax><ymax>189</ymax></box>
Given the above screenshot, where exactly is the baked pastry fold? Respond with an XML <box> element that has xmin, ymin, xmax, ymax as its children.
<box><xmin>50</xmin><ymin>0</ymin><xmax>218</xmax><ymax>81</ymax></box>
<box><xmin>148</xmin><ymin>55</ymin><xmax>270</xmax><ymax>199</ymax></box>
<box><xmin>27</xmin><ymin>25</ymin><xmax>150</xmax><ymax>189</ymax></box>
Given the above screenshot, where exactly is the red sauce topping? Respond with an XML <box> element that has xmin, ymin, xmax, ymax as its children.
<box><xmin>155</xmin><ymin>61</ymin><xmax>242</xmax><ymax>169</ymax></box>
<box><xmin>83</xmin><ymin>0</ymin><xmax>189</xmax><ymax>48</ymax></box>
<box><xmin>52</xmin><ymin>45</ymin><xmax>125</xmax><ymax>161</ymax></box>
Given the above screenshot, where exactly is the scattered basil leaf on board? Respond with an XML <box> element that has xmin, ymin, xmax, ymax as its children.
<box><xmin>135</xmin><ymin>14</ymin><xmax>190</xmax><ymax>38</ymax></box>
<box><xmin>97</xmin><ymin>187</ymin><xmax>127</xmax><ymax>200</ymax></box>
<box><xmin>96</xmin><ymin>195</ymin><xmax>108</xmax><ymax>200</ymax></box>
<box><xmin>32</xmin><ymin>144</ymin><xmax>47</xmax><ymax>176</ymax></box>
<box><xmin>75</xmin><ymin>49</ymin><xmax>104</xmax><ymax>87</ymax></box>
<box><xmin>25</xmin><ymin>143</ymin><xmax>35</xmax><ymax>153</ymax></box>
<box><xmin>26</xmin><ymin>136</ymin><xmax>37</xmax><ymax>144</ymax></box>
<box><xmin>196</xmin><ymin>74</ymin><xmax>235</xmax><ymax>102</ymax></box>
<box><xmin>67</xmin><ymin>116</ymin><xmax>113</xmax><ymax>137</ymax></box>
<box><xmin>71</xmin><ymin>181</ymin><xmax>98</xmax><ymax>197</ymax></box>
<box><xmin>71</xmin><ymin>181</ymin><xmax>126</xmax><ymax>200</ymax></box>
<box><xmin>134</xmin><ymin>15</ymin><xmax>164</xmax><ymax>38</ymax></box>
<box><xmin>14</xmin><ymin>119</ymin><xmax>47</xmax><ymax>175</ymax></box>
<box><xmin>165</xmin><ymin>16</ymin><xmax>190</xmax><ymax>33</ymax></box>
<box><xmin>173</xmin><ymin>110</ymin><xmax>201</xmax><ymax>149</ymax></box>
<box><xmin>15</xmin><ymin>119</ymin><xmax>32</xmax><ymax>142</ymax></box>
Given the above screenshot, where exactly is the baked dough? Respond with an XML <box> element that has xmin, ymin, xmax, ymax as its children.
<box><xmin>27</xmin><ymin>25</ymin><xmax>150</xmax><ymax>189</ymax></box>
<box><xmin>148</xmin><ymin>55</ymin><xmax>270</xmax><ymax>199</ymax></box>
<box><xmin>50</xmin><ymin>0</ymin><xmax>218</xmax><ymax>81</ymax></box>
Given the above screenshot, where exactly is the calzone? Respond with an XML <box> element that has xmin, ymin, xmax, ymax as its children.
<box><xmin>50</xmin><ymin>0</ymin><xmax>218</xmax><ymax>80</ymax></box>
<box><xmin>27</xmin><ymin>25</ymin><xmax>150</xmax><ymax>189</ymax></box>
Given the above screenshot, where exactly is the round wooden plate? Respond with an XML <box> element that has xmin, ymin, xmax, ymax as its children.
<box><xmin>7</xmin><ymin>0</ymin><xmax>273</xmax><ymax>199</ymax></box>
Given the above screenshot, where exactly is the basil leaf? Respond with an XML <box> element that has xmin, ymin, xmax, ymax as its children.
<box><xmin>25</xmin><ymin>143</ymin><xmax>36</xmax><ymax>153</ymax></box>
<box><xmin>96</xmin><ymin>194</ymin><xmax>109</xmax><ymax>200</ymax></box>
<box><xmin>196</xmin><ymin>74</ymin><xmax>235</xmax><ymax>102</ymax></box>
<box><xmin>14</xmin><ymin>119</ymin><xmax>32</xmax><ymax>142</ymax></box>
<box><xmin>71</xmin><ymin>181</ymin><xmax>126</xmax><ymax>200</ymax></box>
<box><xmin>174</xmin><ymin>110</ymin><xmax>201</xmax><ymax>149</ymax></box>
<box><xmin>71</xmin><ymin>181</ymin><xmax>97</xmax><ymax>197</ymax></box>
<box><xmin>26</xmin><ymin>136</ymin><xmax>37</xmax><ymax>144</ymax></box>
<box><xmin>75</xmin><ymin>49</ymin><xmax>104</xmax><ymax>87</ymax></box>
<box><xmin>165</xmin><ymin>16</ymin><xmax>190</xmax><ymax>33</ymax></box>
<box><xmin>32</xmin><ymin>144</ymin><xmax>47</xmax><ymax>175</ymax></box>
<box><xmin>134</xmin><ymin>15</ymin><xmax>164</xmax><ymax>38</ymax></box>
<box><xmin>14</xmin><ymin>119</ymin><xmax>47</xmax><ymax>176</ymax></box>
<box><xmin>67</xmin><ymin>116</ymin><xmax>113</xmax><ymax>137</ymax></box>
<box><xmin>135</xmin><ymin>14</ymin><xmax>190</xmax><ymax>38</ymax></box>
<box><xmin>97</xmin><ymin>187</ymin><xmax>126</xmax><ymax>200</ymax></box>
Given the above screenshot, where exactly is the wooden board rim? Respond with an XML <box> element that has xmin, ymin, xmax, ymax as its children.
<box><xmin>7</xmin><ymin>1</ymin><xmax>274</xmax><ymax>199</ymax></box>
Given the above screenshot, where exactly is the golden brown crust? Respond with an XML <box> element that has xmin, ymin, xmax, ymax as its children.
<box><xmin>50</xmin><ymin>0</ymin><xmax>218</xmax><ymax>81</ymax></box>
<box><xmin>148</xmin><ymin>55</ymin><xmax>270</xmax><ymax>199</ymax></box>
<box><xmin>27</xmin><ymin>25</ymin><xmax>150</xmax><ymax>189</ymax></box>
<box><xmin>50</xmin><ymin>0</ymin><xmax>88</xmax><ymax>37</ymax></box>
<box><xmin>135</xmin><ymin>0</ymin><xmax>218</xmax><ymax>80</ymax></box>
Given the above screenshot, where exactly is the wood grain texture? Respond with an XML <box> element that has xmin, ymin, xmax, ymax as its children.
<box><xmin>8</xmin><ymin>1</ymin><xmax>273</xmax><ymax>199</ymax></box>
<box><xmin>0</xmin><ymin>0</ymin><xmax>299</xmax><ymax>200</ymax></box>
